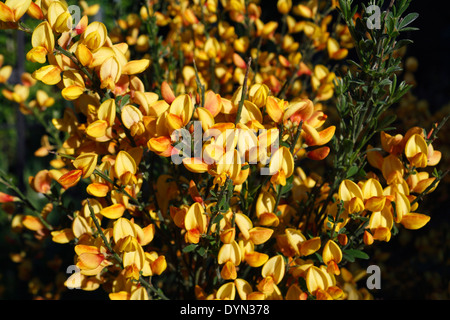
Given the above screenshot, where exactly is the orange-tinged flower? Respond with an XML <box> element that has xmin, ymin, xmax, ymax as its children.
<box><xmin>195</xmin><ymin>107</ymin><xmax>215</xmax><ymax>131</ymax></box>
<box><xmin>214</xmin><ymin>149</ymin><xmax>242</xmax><ymax>185</ymax></box>
<box><xmin>75</xmin><ymin>244</ymin><xmax>112</xmax><ymax>276</ymax></box>
<box><xmin>305</xmin><ymin>265</ymin><xmax>334</xmax><ymax>295</ymax></box>
<box><xmin>48</xmin><ymin>2</ymin><xmax>72</xmax><ymax>33</ymax></box>
<box><xmin>248</xmin><ymin>227</ymin><xmax>273</xmax><ymax>245</ymax></box>
<box><xmin>361</xmin><ymin>178</ymin><xmax>386</xmax><ymax>212</ymax></box>
<box><xmin>284</xmin><ymin>228</ymin><xmax>305</xmax><ymax>256</ymax></box>
<box><xmin>234</xmin><ymin>212</ymin><xmax>253</xmax><ymax>241</ymax></box>
<box><xmin>322</xmin><ymin>240</ymin><xmax>342</xmax><ymax>275</ymax></box>
<box><xmin>97</xmin><ymin>98</ymin><xmax>116</xmax><ymax>126</ymax></box>
<box><xmin>32</xmin><ymin>64</ymin><xmax>62</xmax><ymax>85</ymax></box>
<box><xmin>122</xmin><ymin>59</ymin><xmax>151</xmax><ymax>75</ymax></box>
<box><xmin>367</xmin><ymin>144</ymin><xmax>384</xmax><ymax>169</ymax></box>
<box><xmin>73</xmin><ymin>152</ymin><xmax>98</xmax><ymax>179</ymax></box>
<box><xmin>256</xmin><ymin>20</ymin><xmax>278</xmax><ymax>39</ymax></box>
<box><xmin>204</xmin><ymin>37</ymin><xmax>221</xmax><ymax>60</ymax></box>
<box><xmin>149</xmin><ymin>254</ymin><xmax>167</xmax><ymax>276</ymax></box>
<box><xmin>58</xmin><ymin>169</ymin><xmax>82</xmax><ymax>189</ymax></box>
<box><xmin>266</xmin><ymin>96</ymin><xmax>288</xmax><ymax>124</ymax></box>
<box><xmin>301</xmin><ymin>122</ymin><xmax>335</xmax><ymax>147</ymax></box>
<box><xmin>0</xmin><ymin>191</ymin><xmax>16</xmax><ymax>203</ymax></box>
<box><xmin>284</xmin><ymin>228</ymin><xmax>321</xmax><ymax>257</ymax></box>
<box><xmin>426</xmin><ymin>143</ymin><xmax>441</xmax><ymax>166</ymax></box>
<box><xmin>114</xmin><ymin>151</ymin><xmax>137</xmax><ymax>185</ymax></box>
<box><xmin>79</xmin><ymin>0</ymin><xmax>100</xmax><ymax>16</ymax></box>
<box><xmin>121</xmin><ymin>104</ymin><xmax>145</xmax><ymax>136</ymax></box>
<box><xmin>404</xmin><ymin>133</ymin><xmax>428</xmax><ymax>168</ymax></box>
<box><xmin>26</xmin><ymin>1</ymin><xmax>43</xmax><ymax>20</ymax></box>
<box><xmin>269</xmin><ymin>146</ymin><xmax>294</xmax><ymax>186</ymax></box>
<box><xmin>99</xmin><ymin>56</ymin><xmax>122</xmax><ymax>91</ymax></box>
<box><xmin>166</xmin><ymin>94</ymin><xmax>194</xmax><ymax>133</ymax></box>
<box><xmin>184</xmin><ymin>202</ymin><xmax>207</xmax><ymax>244</ymax></box>
<box><xmin>392</xmin><ymin>190</ymin><xmax>410</xmax><ymax>223</ymax></box>
<box><xmin>400</xmin><ymin>212</ymin><xmax>430</xmax><ymax>230</ymax></box>
<box><xmin>311</xmin><ymin>64</ymin><xmax>335</xmax><ymax>101</ymax></box>
<box><xmin>234</xmin><ymin>278</ymin><xmax>254</xmax><ymax>300</ymax></box>
<box><xmin>367</xmin><ymin>206</ymin><xmax>394</xmax><ymax>242</ymax></box>
<box><xmin>29</xmin><ymin>169</ymin><xmax>53</xmax><ymax>194</ymax></box>
<box><xmin>306</xmin><ymin>146</ymin><xmax>330</xmax><ymax>160</ymax></box>
<box><xmin>123</xmin><ymin>243</ymin><xmax>145</xmax><ymax>273</ymax></box>
<box><xmin>382</xmin><ymin>154</ymin><xmax>405</xmax><ymax>185</ymax></box>
<box><xmin>293</xmin><ymin>3</ymin><xmax>315</xmax><ymax>18</ymax></box>
<box><xmin>218</xmin><ymin>241</ymin><xmax>241</xmax><ymax>272</ymax></box>
<box><xmin>380</xmin><ymin>131</ymin><xmax>404</xmax><ymax>155</ymax></box>
<box><xmin>86</xmin><ymin>182</ymin><xmax>110</xmax><ymax>197</ymax></box>
<box><xmin>51</xmin><ymin>228</ymin><xmax>75</xmax><ymax>244</ymax></box>
<box><xmin>255</xmin><ymin>191</ymin><xmax>279</xmax><ymax>227</ymax></box>
<box><xmin>101</xmin><ymin>203</ymin><xmax>126</xmax><ymax>220</ymax></box>
<box><xmin>34</xmin><ymin>90</ymin><xmax>55</xmax><ymax>109</ymax></box>
<box><xmin>261</xmin><ymin>255</ymin><xmax>285</xmax><ymax>285</ymax></box>
<box><xmin>407</xmin><ymin>171</ymin><xmax>438</xmax><ymax>194</ymax></box>
<box><xmin>75</xmin><ymin>43</ymin><xmax>93</xmax><ymax>67</ymax></box>
<box><xmin>339</xmin><ymin>179</ymin><xmax>364</xmax><ymax>214</ymax></box>
<box><xmin>283</xmin><ymin>99</ymin><xmax>314</xmax><ymax>125</ymax></box>
<box><xmin>148</xmin><ymin>135</ymin><xmax>174</xmax><ymax>157</ymax></box>
<box><xmin>244</xmin><ymin>251</ymin><xmax>269</xmax><ymax>267</ymax></box>
<box><xmin>327</xmin><ymin>37</ymin><xmax>348</xmax><ymax>60</ymax></box>
<box><xmin>22</xmin><ymin>215</ymin><xmax>45</xmax><ymax>232</ymax></box>
<box><xmin>286</xmin><ymin>283</ymin><xmax>307</xmax><ymax>300</ymax></box>
<box><xmin>363</xmin><ymin>230</ymin><xmax>374</xmax><ymax>245</ymax></box>
<box><xmin>113</xmin><ymin>217</ymin><xmax>136</xmax><ymax>244</ymax></box>
<box><xmin>86</xmin><ymin>120</ymin><xmax>109</xmax><ymax>139</ymax></box>
<box><xmin>0</xmin><ymin>0</ymin><xmax>32</xmax><ymax>23</ymax></box>
<box><xmin>27</xmin><ymin>21</ymin><xmax>54</xmax><ymax>63</ymax></box>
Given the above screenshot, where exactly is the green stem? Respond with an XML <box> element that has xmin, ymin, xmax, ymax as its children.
<box><xmin>234</xmin><ymin>57</ymin><xmax>252</xmax><ymax>125</ymax></box>
<box><xmin>0</xmin><ymin>173</ymin><xmax>53</xmax><ymax>230</ymax></box>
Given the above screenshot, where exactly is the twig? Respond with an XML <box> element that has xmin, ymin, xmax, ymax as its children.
<box><xmin>234</xmin><ymin>57</ymin><xmax>252</xmax><ymax>125</ymax></box>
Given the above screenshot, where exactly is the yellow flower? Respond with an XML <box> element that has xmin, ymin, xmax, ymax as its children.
<box><xmin>0</xmin><ymin>0</ymin><xmax>32</xmax><ymax>23</ymax></box>
<box><xmin>404</xmin><ymin>133</ymin><xmax>428</xmax><ymax>168</ymax></box>
<box><xmin>184</xmin><ymin>202</ymin><xmax>207</xmax><ymax>244</ymax></box>
<box><xmin>277</xmin><ymin>0</ymin><xmax>292</xmax><ymax>15</ymax></box>
<box><xmin>269</xmin><ymin>146</ymin><xmax>294</xmax><ymax>186</ymax></box>
<box><xmin>311</xmin><ymin>64</ymin><xmax>336</xmax><ymax>101</ymax></box>
<box><xmin>259</xmin><ymin>255</ymin><xmax>285</xmax><ymax>295</ymax></box>
<box><xmin>99</xmin><ymin>56</ymin><xmax>122</xmax><ymax>91</ymax></box>
<box><xmin>338</xmin><ymin>179</ymin><xmax>365</xmax><ymax>214</ymax></box>
<box><xmin>322</xmin><ymin>240</ymin><xmax>342</xmax><ymax>275</ymax></box>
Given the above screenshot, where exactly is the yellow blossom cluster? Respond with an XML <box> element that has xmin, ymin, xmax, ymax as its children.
<box><xmin>0</xmin><ymin>0</ymin><xmax>446</xmax><ymax>300</ymax></box>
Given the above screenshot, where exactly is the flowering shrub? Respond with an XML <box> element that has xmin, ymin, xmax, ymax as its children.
<box><xmin>0</xmin><ymin>0</ymin><xmax>447</xmax><ymax>300</ymax></box>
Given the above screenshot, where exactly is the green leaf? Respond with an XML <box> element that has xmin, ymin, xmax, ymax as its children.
<box><xmin>344</xmin><ymin>249</ymin><xmax>370</xmax><ymax>260</ymax></box>
<box><xmin>343</xmin><ymin>252</ymin><xmax>355</xmax><ymax>263</ymax></box>
<box><xmin>197</xmin><ymin>246</ymin><xmax>207</xmax><ymax>257</ymax></box>
<box><xmin>182</xmin><ymin>244</ymin><xmax>198</xmax><ymax>253</ymax></box>
<box><xmin>394</xmin><ymin>39</ymin><xmax>413</xmax><ymax>50</ymax></box>
<box><xmin>398</xmin><ymin>12</ymin><xmax>419</xmax><ymax>30</ymax></box>
<box><xmin>376</xmin><ymin>114</ymin><xmax>397</xmax><ymax>132</ymax></box>
<box><xmin>346</xmin><ymin>165</ymin><xmax>359</xmax><ymax>178</ymax></box>
<box><xmin>213</xmin><ymin>214</ymin><xmax>224</xmax><ymax>225</ymax></box>
<box><xmin>280</xmin><ymin>175</ymin><xmax>294</xmax><ymax>195</ymax></box>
